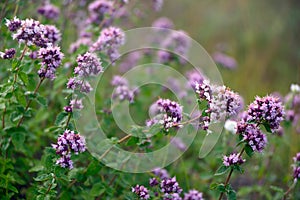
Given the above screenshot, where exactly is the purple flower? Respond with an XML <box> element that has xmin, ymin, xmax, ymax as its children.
<box><xmin>155</xmin><ymin>98</ymin><xmax>183</xmax><ymax>131</ymax></box>
<box><xmin>69</xmin><ymin>36</ymin><xmax>92</xmax><ymax>53</ymax></box>
<box><xmin>213</xmin><ymin>52</ymin><xmax>237</xmax><ymax>69</ymax></box>
<box><xmin>87</xmin><ymin>0</ymin><xmax>114</xmax><ymax>24</ymax></box>
<box><xmin>247</xmin><ymin>96</ymin><xmax>285</xmax><ymax>132</ymax></box>
<box><xmin>223</xmin><ymin>153</ymin><xmax>245</xmax><ymax>167</ymax></box>
<box><xmin>43</xmin><ymin>25</ymin><xmax>61</xmax><ymax>44</ymax></box>
<box><xmin>149</xmin><ymin>177</ymin><xmax>159</xmax><ymax>187</ymax></box>
<box><xmin>186</xmin><ymin>69</ymin><xmax>205</xmax><ymax>89</ymax></box>
<box><xmin>152</xmin><ymin>17</ymin><xmax>174</xmax><ymax>29</ymax></box>
<box><xmin>131</xmin><ymin>185</ymin><xmax>150</xmax><ymax>199</ymax></box>
<box><xmin>38</xmin><ymin>45</ymin><xmax>64</xmax><ymax>80</ymax></box>
<box><xmin>67</xmin><ymin>78</ymin><xmax>93</xmax><ymax>93</ymax></box>
<box><xmin>112</xmin><ymin>85</ymin><xmax>135</xmax><ymax>103</ymax></box>
<box><xmin>56</xmin><ymin>153</ymin><xmax>73</xmax><ymax>169</ymax></box>
<box><xmin>195</xmin><ymin>80</ymin><xmax>211</xmax><ymax>102</ymax></box>
<box><xmin>293</xmin><ymin>166</ymin><xmax>300</xmax><ymax>181</ymax></box>
<box><xmin>152</xmin><ymin>168</ymin><xmax>170</xmax><ymax>180</ymax></box>
<box><xmin>163</xmin><ymin>193</ymin><xmax>182</xmax><ymax>200</ymax></box>
<box><xmin>75</xmin><ymin>52</ymin><xmax>102</xmax><ymax>77</ymax></box>
<box><xmin>237</xmin><ymin>122</ymin><xmax>267</xmax><ymax>153</ymax></box>
<box><xmin>90</xmin><ymin>26</ymin><xmax>125</xmax><ymax>51</ymax></box>
<box><xmin>293</xmin><ymin>153</ymin><xmax>300</xmax><ymax>163</ymax></box>
<box><xmin>37</xmin><ymin>3</ymin><xmax>60</xmax><ymax>20</ymax></box>
<box><xmin>0</xmin><ymin>48</ymin><xmax>16</xmax><ymax>59</ymax></box>
<box><xmin>111</xmin><ymin>75</ymin><xmax>129</xmax><ymax>86</ymax></box>
<box><xmin>5</xmin><ymin>17</ymin><xmax>22</xmax><ymax>32</ymax></box>
<box><xmin>152</xmin><ymin>0</ymin><xmax>164</xmax><ymax>12</ymax></box>
<box><xmin>119</xmin><ymin>51</ymin><xmax>142</xmax><ymax>73</ymax></box>
<box><xmin>70</xmin><ymin>99</ymin><xmax>84</xmax><ymax>110</ymax></box>
<box><xmin>64</xmin><ymin>105</ymin><xmax>73</xmax><ymax>113</ymax></box>
<box><xmin>160</xmin><ymin>177</ymin><xmax>182</xmax><ymax>194</ymax></box>
<box><xmin>29</xmin><ymin>51</ymin><xmax>38</xmax><ymax>59</ymax></box>
<box><xmin>52</xmin><ymin>129</ymin><xmax>86</xmax><ymax>156</ymax></box>
<box><xmin>184</xmin><ymin>190</ymin><xmax>204</xmax><ymax>200</ymax></box>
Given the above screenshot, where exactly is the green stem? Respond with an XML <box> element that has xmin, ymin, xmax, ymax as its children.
<box><xmin>283</xmin><ymin>180</ymin><xmax>297</xmax><ymax>200</ymax></box>
<box><xmin>218</xmin><ymin>147</ymin><xmax>245</xmax><ymax>200</ymax></box>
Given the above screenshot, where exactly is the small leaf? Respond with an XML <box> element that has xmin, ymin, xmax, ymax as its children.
<box><xmin>55</xmin><ymin>112</ymin><xmax>68</xmax><ymax>126</ymax></box>
<box><xmin>19</xmin><ymin>71</ymin><xmax>28</xmax><ymax>85</ymax></box>
<box><xmin>126</xmin><ymin>137</ymin><xmax>139</xmax><ymax>146</ymax></box>
<box><xmin>263</xmin><ymin>123</ymin><xmax>272</xmax><ymax>133</ymax></box>
<box><xmin>36</xmin><ymin>96</ymin><xmax>48</xmax><ymax>107</ymax></box>
<box><xmin>34</xmin><ymin>174</ymin><xmax>52</xmax><ymax>182</ymax></box>
<box><xmin>227</xmin><ymin>190</ymin><xmax>237</xmax><ymax>200</ymax></box>
<box><xmin>245</xmin><ymin>144</ymin><xmax>254</xmax><ymax>157</ymax></box>
<box><xmin>11</xmin><ymin>132</ymin><xmax>25</xmax><ymax>150</ymax></box>
<box><xmin>270</xmin><ymin>185</ymin><xmax>284</xmax><ymax>193</ymax></box>
<box><xmin>90</xmin><ymin>183</ymin><xmax>105</xmax><ymax>196</ymax></box>
<box><xmin>215</xmin><ymin>165</ymin><xmax>229</xmax><ymax>176</ymax></box>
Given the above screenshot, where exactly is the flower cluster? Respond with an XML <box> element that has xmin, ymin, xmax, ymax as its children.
<box><xmin>212</xmin><ymin>51</ymin><xmax>237</xmax><ymax>69</ymax></box>
<box><xmin>90</xmin><ymin>27</ymin><xmax>125</xmax><ymax>62</ymax></box>
<box><xmin>43</xmin><ymin>25</ymin><xmax>61</xmax><ymax>44</ymax></box>
<box><xmin>52</xmin><ymin>130</ymin><xmax>86</xmax><ymax>169</ymax></box>
<box><xmin>292</xmin><ymin>152</ymin><xmax>300</xmax><ymax>181</ymax></box>
<box><xmin>69</xmin><ymin>33</ymin><xmax>92</xmax><ymax>53</ymax></box>
<box><xmin>237</xmin><ymin>122</ymin><xmax>267</xmax><ymax>152</ymax></box>
<box><xmin>152</xmin><ymin>0</ymin><xmax>164</xmax><ymax>12</ymax></box>
<box><xmin>152</xmin><ymin>168</ymin><xmax>170</xmax><ymax>180</ymax></box>
<box><xmin>284</xmin><ymin>84</ymin><xmax>300</xmax><ymax>133</ymax></box>
<box><xmin>247</xmin><ymin>96</ymin><xmax>285</xmax><ymax>132</ymax></box>
<box><xmin>158</xmin><ymin>30</ymin><xmax>190</xmax><ymax>64</ymax></box>
<box><xmin>38</xmin><ymin>45</ymin><xmax>64</xmax><ymax>80</ymax></box>
<box><xmin>74</xmin><ymin>52</ymin><xmax>102</xmax><ymax>77</ymax></box>
<box><xmin>186</xmin><ymin>69</ymin><xmax>205</xmax><ymax>90</ymax></box>
<box><xmin>163</xmin><ymin>193</ymin><xmax>182</xmax><ymax>200</ymax></box>
<box><xmin>152</xmin><ymin>17</ymin><xmax>174</xmax><ymax>29</ymax></box>
<box><xmin>37</xmin><ymin>3</ymin><xmax>60</xmax><ymax>20</ymax></box>
<box><xmin>223</xmin><ymin>153</ymin><xmax>245</xmax><ymax>167</ymax></box>
<box><xmin>67</xmin><ymin>78</ymin><xmax>93</xmax><ymax>93</ymax></box>
<box><xmin>195</xmin><ymin>80</ymin><xmax>211</xmax><ymax>102</ymax></box>
<box><xmin>0</xmin><ymin>48</ymin><xmax>16</xmax><ymax>59</ymax></box>
<box><xmin>160</xmin><ymin>177</ymin><xmax>183</xmax><ymax>194</ymax></box>
<box><xmin>111</xmin><ymin>75</ymin><xmax>136</xmax><ymax>103</ymax></box>
<box><xmin>153</xmin><ymin>98</ymin><xmax>183</xmax><ymax>131</ymax></box>
<box><xmin>6</xmin><ymin>17</ymin><xmax>61</xmax><ymax>48</ymax></box>
<box><xmin>131</xmin><ymin>185</ymin><xmax>150</xmax><ymax>200</ymax></box>
<box><xmin>87</xmin><ymin>0</ymin><xmax>114</xmax><ymax>25</ymax></box>
<box><xmin>184</xmin><ymin>190</ymin><xmax>204</xmax><ymax>200</ymax></box>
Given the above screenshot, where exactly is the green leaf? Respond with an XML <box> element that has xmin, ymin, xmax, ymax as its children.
<box><xmin>270</xmin><ymin>185</ymin><xmax>284</xmax><ymax>193</ymax></box>
<box><xmin>36</xmin><ymin>96</ymin><xmax>48</xmax><ymax>107</ymax></box>
<box><xmin>126</xmin><ymin>137</ymin><xmax>139</xmax><ymax>146</ymax></box>
<box><xmin>90</xmin><ymin>183</ymin><xmax>105</xmax><ymax>196</ymax></box>
<box><xmin>215</xmin><ymin>165</ymin><xmax>229</xmax><ymax>176</ymax></box>
<box><xmin>245</xmin><ymin>144</ymin><xmax>254</xmax><ymax>157</ymax></box>
<box><xmin>55</xmin><ymin>112</ymin><xmax>68</xmax><ymax>126</ymax></box>
<box><xmin>7</xmin><ymin>184</ymin><xmax>18</xmax><ymax>193</ymax></box>
<box><xmin>86</xmin><ymin>160</ymin><xmax>102</xmax><ymax>176</ymax></box>
<box><xmin>233</xmin><ymin>165</ymin><xmax>244</xmax><ymax>173</ymax></box>
<box><xmin>34</xmin><ymin>174</ymin><xmax>53</xmax><ymax>182</ymax></box>
<box><xmin>11</xmin><ymin>132</ymin><xmax>25</xmax><ymax>151</ymax></box>
<box><xmin>263</xmin><ymin>123</ymin><xmax>272</xmax><ymax>133</ymax></box>
<box><xmin>228</xmin><ymin>190</ymin><xmax>237</xmax><ymax>200</ymax></box>
<box><xmin>19</xmin><ymin>71</ymin><xmax>28</xmax><ymax>85</ymax></box>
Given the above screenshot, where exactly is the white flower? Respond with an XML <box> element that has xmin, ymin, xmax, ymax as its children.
<box><xmin>290</xmin><ymin>84</ymin><xmax>300</xmax><ymax>93</ymax></box>
<box><xmin>224</xmin><ymin>120</ymin><xmax>237</xmax><ymax>134</ymax></box>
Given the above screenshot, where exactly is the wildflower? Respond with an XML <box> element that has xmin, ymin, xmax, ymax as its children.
<box><xmin>70</xmin><ymin>99</ymin><xmax>84</xmax><ymax>110</ymax></box>
<box><xmin>87</xmin><ymin>0</ymin><xmax>114</xmax><ymax>24</ymax></box>
<box><xmin>69</xmin><ymin>35</ymin><xmax>92</xmax><ymax>53</ymax></box>
<box><xmin>112</xmin><ymin>85</ymin><xmax>135</xmax><ymax>102</ymax></box>
<box><xmin>160</xmin><ymin>177</ymin><xmax>182</xmax><ymax>194</ymax></box>
<box><xmin>131</xmin><ymin>185</ymin><xmax>150</xmax><ymax>199</ymax></box>
<box><xmin>223</xmin><ymin>153</ymin><xmax>245</xmax><ymax>167</ymax></box>
<box><xmin>195</xmin><ymin>80</ymin><xmax>211</xmax><ymax>102</ymax></box>
<box><xmin>237</xmin><ymin>122</ymin><xmax>267</xmax><ymax>152</ymax></box>
<box><xmin>163</xmin><ymin>193</ymin><xmax>182</xmax><ymax>200</ymax></box>
<box><xmin>290</xmin><ymin>84</ymin><xmax>300</xmax><ymax>93</ymax></box>
<box><xmin>152</xmin><ymin>0</ymin><xmax>164</xmax><ymax>12</ymax></box>
<box><xmin>152</xmin><ymin>168</ymin><xmax>170</xmax><ymax>180</ymax></box>
<box><xmin>119</xmin><ymin>51</ymin><xmax>142</xmax><ymax>73</ymax></box>
<box><xmin>224</xmin><ymin>120</ymin><xmax>237</xmax><ymax>134</ymax></box>
<box><xmin>111</xmin><ymin>75</ymin><xmax>129</xmax><ymax>86</ymax></box>
<box><xmin>293</xmin><ymin>166</ymin><xmax>300</xmax><ymax>181</ymax></box>
<box><xmin>149</xmin><ymin>177</ymin><xmax>159</xmax><ymax>187</ymax></box>
<box><xmin>156</xmin><ymin>98</ymin><xmax>183</xmax><ymax>131</ymax></box>
<box><xmin>247</xmin><ymin>96</ymin><xmax>285</xmax><ymax>132</ymax></box>
<box><xmin>75</xmin><ymin>52</ymin><xmax>102</xmax><ymax>77</ymax></box>
<box><xmin>186</xmin><ymin>69</ymin><xmax>205</xmax><ymax>89</ymax></box>
<box><xmin>52</xmin><ymin>129</ymin><xmax>86</xmax><ymax>156</ymax></box>
<box><xmin>37</xmin><ymin>3</ymin><xmax>60</xmax><ymax>20</ymax></box>
<box><xmin>12</xmin><ymin>18</ymin><xmax>47</xmax><ymax>47</ymax></box>
<box><xmin>5</xmin><ymin>17</ymin><xmax>22</xmax><ymax>32</ymax></box>
<box><xmin>38</xmin><ymin>45</ymin><xmax>64</xmax><ymax>80</ymax></box>
<box><xmin>171</xmin><ymin>137</ymin><xmax>186</xmax><ymax>152</ymax></box>
<box><xmin>152</xmin><ymin>17</ymin><xmax>174</xmax><ymax>29</ymax></box>
<box><xmin>184</xmin><ymin>190</ymin><xmax>204</xmax><ymax>200</ymax></box>
<box><xmin>212</xmin><ymin>52</ymin><xmax>237</xmax><ymax>69</ymax></box>
<box><xmin>64</xmin><ymin>105</ymin><xmax>73</xmax><ymax>113</ymax></box>
<box><xmin>43</xmin><ymin>25</ymin><xmax>61</xmax><ymax>44</ymax></box>
<box><xmin>67</xmin><ymin>78</ymin><xmax>93</xmax><ymax>93</ymax></box>
<box><xmin>0</xmin><ymin>48</ymin><xmax>16</xmax><ymax>59</ymax></box>
<box><xmin>56</xmin><ymin>153</ymin><xmax>73</xmax><ymax>169</ymax></box>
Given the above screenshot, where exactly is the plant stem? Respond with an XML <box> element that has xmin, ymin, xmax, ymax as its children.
<box><xmin>283</xmin><ymin>180</ymin><xmax>297</xmax><ymax>200</ymax></box>
<box><xmin>17</xmin><ymin>77</ymin><xmax>45</xmax><ymax>127</ymax></box>
<box><xmin>218</xmin><ymin>147</ymin><xmax>245</xmax><ymax>200</ymax></box>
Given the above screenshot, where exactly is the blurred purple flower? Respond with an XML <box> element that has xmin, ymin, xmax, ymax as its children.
<box><xmin>212</xmin><ymin>52</ymin><xmax>237</xmax><ymax>69</ymax></box>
